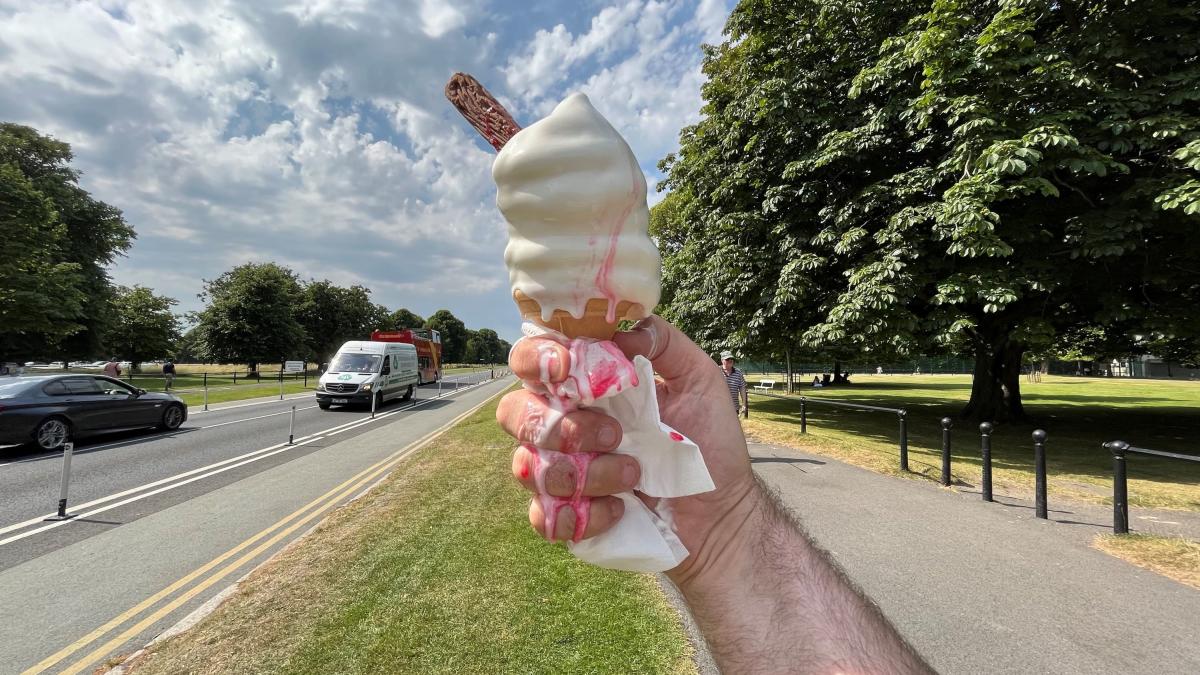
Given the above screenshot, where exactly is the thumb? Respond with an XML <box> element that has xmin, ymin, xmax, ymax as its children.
<box><xmin>612</xmin><ymin>316</ymin><xmax>714</xmax><ymax>383</ymax></box>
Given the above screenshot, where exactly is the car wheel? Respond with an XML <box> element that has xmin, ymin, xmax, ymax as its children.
<box><xmin>402</xmin><ymin>384</ymin><xmax>414</xmax><ymax>401</ymax></box>
<box><xmin>318</xmin><ymin>401</ymin><xmax>331</xmax><ymax>410</ymax></box>
<box><xmin>159</xmin><ymin>404</ymin><xmax>185</xmax><ymax>431</ymax></box>
<box><xmin>374</xmin><ymin>390</ymin><xmax>384</xmax><ymax>409</ymax></box>
<box><xmin>35</xmin><ymin>417</ymin><xmax>71</xmax><ymax>451</ymax></box>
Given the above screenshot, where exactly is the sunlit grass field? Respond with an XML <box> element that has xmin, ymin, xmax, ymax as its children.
<box><xmin>745</xmin><ymin>374</ymin><xmax>1200</xmax><ymax>511</ymax></box>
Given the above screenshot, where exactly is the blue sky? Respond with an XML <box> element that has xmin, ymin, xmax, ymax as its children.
<box><xmin>0</xmin><ymin>0</ymin><xmax>732</xmax><ymax>343</ymax></box>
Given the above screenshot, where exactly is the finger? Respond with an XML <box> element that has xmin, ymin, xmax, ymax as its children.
<box><xmin>512</xmin><ymin>445</ymin><xmax>640</xmax><ymax>497</ymax></box>
<box><xmin>529</xmin><ymin>494</ymin><xmax>624</xmax><ymax>542</ymax></box>
<box><xmin>612</xmin><ymin>315</ymin><xmax>714</xmax><ymax>383</ymax></box>
<box><xmin>496</xmin><ymin>389</ymin><xmax>622</xmax><ymax>452</ymax></box>
<box><xmin>509</xmin><ymin>337</ymin><xmax>569</xmax><ymax>383</ymax></box>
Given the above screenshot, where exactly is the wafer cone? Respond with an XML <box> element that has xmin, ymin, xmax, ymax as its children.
<box><xmin>515</xmin><ymin>290</ymin><xmax>645</xmax><ymax>340</ymax></box>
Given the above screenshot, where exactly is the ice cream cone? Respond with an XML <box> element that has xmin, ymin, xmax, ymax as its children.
<box><xmin>514</xmin><ymin>290</ymin><xmax>644</xmax><ymax>340</ymax></box>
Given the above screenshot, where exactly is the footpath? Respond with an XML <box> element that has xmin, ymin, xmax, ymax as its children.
<box><xmin>748</xmin><ymin>441</ymin><xmax>1200</xmax><ymax>675</ymax></box>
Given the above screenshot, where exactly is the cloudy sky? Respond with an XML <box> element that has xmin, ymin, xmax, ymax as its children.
<box><xmin>0</xmin><ymin>0</ymin><xmax>731</xmax><ymax>342</ymax></box>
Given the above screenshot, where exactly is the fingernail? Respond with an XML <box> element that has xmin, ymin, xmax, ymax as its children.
<box><xmin>597</xmin><ymin>422</ymin><xmax>618</xmax><ymax>447</ymax></box>
<box><xmin>622</xmin><ymin>462</ymin><xmax>638</xmax><ymax>489</ymax></box>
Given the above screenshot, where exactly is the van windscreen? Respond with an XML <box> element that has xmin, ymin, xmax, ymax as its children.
<box><xmin>330</xmin><ymin>353</ymin><xmax>382</xmax><ymax>373</ymax></box>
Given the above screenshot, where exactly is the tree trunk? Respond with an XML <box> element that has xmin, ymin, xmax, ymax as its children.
<box><xmin>961</xmin><ymin>334</ymin><xmax>1027</xmax><ymax>423</ymax></box>
<box><xmin>833</xmin><ymin>360</ymin><xmax>843</xmax><ymax>385</ymax></box>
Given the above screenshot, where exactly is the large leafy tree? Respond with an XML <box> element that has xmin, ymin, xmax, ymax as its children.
<box><xmin>0</xmin><ymin>123</ymin><xmax>134</xmax><ymax>361</ymax></box>
<box><xmin>388</xmin><ymin>308</ymin><xmax>425</xmax><ymax>331</ymax></box>
<box><xmin>196</xmin><ymin>263</ymin><xmax>306</xmax><ymax>372</ymax></box>
<box><xmin>424</xmin><ymin>309</ymin><xmax>468</xmax><ymax>363</ymax></box>
<box><xmin>297</xmin><ymin>281</ymin><xmax>389</xmax><ymax>362</ymax></box>
<box><xmin>463</xmin><ymin>328</ymin><xmax>506</xmax><ymax>364</ymax></box>
<box><xmin>659</xmin><ymin>0</ymin><xmax>1200</xmax><ymax>421</ymax></box>
<box><xmin>107</xmin><ymin>285</ymin><xmax>181</xmax><ymax>371</ymax></box>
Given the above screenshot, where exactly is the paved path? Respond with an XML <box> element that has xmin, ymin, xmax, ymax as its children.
<box><xmin>750</xmin><ymin>442</ymin><xmax>1200</xmax><ymax>675</ymax></box>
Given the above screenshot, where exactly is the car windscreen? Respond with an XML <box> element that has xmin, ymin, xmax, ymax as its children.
<box><xmin>329</xmin><ymin>353</ymin><xmax>382</xmax><ymax>374</ymax></box>
<box><xmin>0</xmin><ymin>379</ymin><xmax>33</xmax><ymax>398</ymax></box>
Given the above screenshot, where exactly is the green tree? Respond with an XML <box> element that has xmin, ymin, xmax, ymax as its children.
<box><xmin>196</xmin><ymin>263</ymin><xmax>305</xmax><ymax>373</ymax></box>
<box><xmin>660</xmin><ymin>0</ymin><xmax>1200</xmax><ymax>421</ymax></box>
<box><xmin>296</xmin><ymin>281</ymin><xmax>387</xmax><ymax>362</ymax></box>
<box><xmin>0</xmin><ymin>163</ymin><xmax>83</xmax><ymax>350</ymax></box>
<box><xmin>388</xmin><ymin>308</ymin><xmax>425</xmax><ymax>330</ymax></box>
<box><xmin>173</xmin><ymin>326</ymin><xmax>209</xmax><ymax>363</ymax></box>
<box><xmin>0</xmin><ymin>124</ymin><xmax>133</xmax><ymax>361</ymax></box>
<box><xmin>463</xmin><ymin>328</ymin><xmax>505</xmax><ymax>364</ymax></box>
<box><xmin>424</xmin><ymin>309</ymin><xmax>468</xmax><ymax>363</ymax></box>
<box><xmin>107</xmin><ymin>285</ymin><xmax>181</xmax><ymax>371</ymax></box>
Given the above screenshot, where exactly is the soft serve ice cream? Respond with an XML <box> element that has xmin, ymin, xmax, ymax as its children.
<box><xmin>492</xmin><ymin>93</ymin><xmax>661</xmax><ymax>330</ymax></box>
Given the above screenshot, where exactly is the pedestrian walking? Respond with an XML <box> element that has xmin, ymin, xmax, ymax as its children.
<box><xmin>720</xmin><ymin>351</ymin><xmax>748</xmax><ymax>418</ymax></box>
<box><xmin>103</xmin><ymin>358</ymin><xmax>122</xmax><ymax>379</ymax></box>
<box><xmin>162</xmin><ymin>359</ymin><xmax>176</xmax><ymax>390</ymax></box>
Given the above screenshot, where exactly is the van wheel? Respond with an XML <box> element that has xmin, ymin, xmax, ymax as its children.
<box><xmin>374</xmin><ymin>390</ymin><xmax>384</xmax><ymax>409</ymax></box>
<box><xmin>402</xmin><ymin>384</ymin><xmax>414</xmax><ymax>401</ymax></box>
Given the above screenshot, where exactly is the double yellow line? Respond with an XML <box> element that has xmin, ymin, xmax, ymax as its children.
<box><xmin>27</xmin><ymin>388</ymin><xmax>504</xmax><ymax>675</ymax></box>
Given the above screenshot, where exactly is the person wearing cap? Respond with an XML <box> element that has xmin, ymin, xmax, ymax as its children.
<box><xmin>721</xmin><ymin>351</ymin><xmax>748</xmax><ymax>418</ymax></box>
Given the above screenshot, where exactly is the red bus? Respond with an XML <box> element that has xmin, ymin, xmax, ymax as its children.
<box><xmin>370</xmin><ymin>329</ymin><xmax>442</xmax><ymax>384</ymax></box>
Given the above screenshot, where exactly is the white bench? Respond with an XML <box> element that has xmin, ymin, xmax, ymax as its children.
<box><xmin>753</xmin><ymin>380</ymin><xmax>777</xmax><ymax>392</ymax></box>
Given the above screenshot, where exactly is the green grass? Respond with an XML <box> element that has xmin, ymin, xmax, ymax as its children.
<box><xmin>745</xmin><ymin>374</ymin><xmax>1200</xmax><ymax>511</ymax></box>
<box><xmin>126</xmin><ymin>390</ymin><xmax>694</xmax><ymax>675</ymax></box>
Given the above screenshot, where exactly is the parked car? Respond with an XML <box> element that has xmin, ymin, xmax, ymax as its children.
<box><xmin>0</xmin><ymin>375</ymin><xmax>187</xmax><ymax>451</ymax></box>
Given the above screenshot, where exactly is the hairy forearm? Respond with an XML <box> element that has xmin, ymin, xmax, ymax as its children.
<box><xmin>672</xmin><ymin>480</ymin><xmax>931</xmax><ymax>674</ymax></box>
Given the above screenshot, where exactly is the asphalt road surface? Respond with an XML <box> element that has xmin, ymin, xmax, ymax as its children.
<box><xmin>0</xmin><ymin>370</ymin><xmax>512</xmax><ymax>674</ymax></box>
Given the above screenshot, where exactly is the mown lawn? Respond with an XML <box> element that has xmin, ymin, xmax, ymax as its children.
<box><xmin>745</xmin><ymin>374</ymin><xmax>1200</xmax><ymax>511</ymax></box>
<box><xmin>126</xmin><ymin>391</ymin><xmax>694</xmax><ymax>675</ymax></box>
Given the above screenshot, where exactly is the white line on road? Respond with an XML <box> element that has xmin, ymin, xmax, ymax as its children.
<box><xmin>0</xmin><ymin>376</ymin><xmax>507</xmax><ymax>545</ymax></box>
<box><xmin>198</xmin><ymin>405</ymin><xmax>320</xmax><ymax>429</ymax></box>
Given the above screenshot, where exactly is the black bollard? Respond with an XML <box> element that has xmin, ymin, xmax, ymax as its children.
<box><xmin>979</xmin><ymin>422</ymin><xmax>993</xmax><ymax>502</ymax></box>
<box><xmin>899</xmin><ymin>411</ymin><xmax>909</xmax><ymax>472</ymax></box>
<box><xmin>1107</xmin><ymin>440</ymin><xmax>1130</xmax><ymax>534</ymax></box>
<box><xmin>800</xmin><ymin>397</ymin><xmax>807</xmax><ymax>434</ymax></box>
<box><xmin>940</xmin><ymin>417</ymin><xmax>952</xmax><ymax>486</ymax></box>
<box><xmin>1033</xmin><ymin>429</ymin><xmax>1048</xmax><ymax>519</ymax></box>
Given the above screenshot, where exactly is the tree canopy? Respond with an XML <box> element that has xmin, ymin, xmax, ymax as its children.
<box><xmin>297</xmin><ymin>281</ymin><xmax>389</xmax><ymax>362</ymax></box>
<box><xmin>0</xmin><ymin>123</ymin><xmax>134</xmax><ymax>361</ymax></box>
<box><xmin>657</xmin><ymin>0</ymin><xmax>1200</xmax><ymax>421</ymax></box>
<box><xmin>389</xmin><ymin>308</ymin><xmax>425</xmax><ymax>331</ymax></box>
<box><xmin>196</xmin><ymin>263</ymin><xmax>306</xmax><ymax>371</ymax></box>
<box><xmin>107</xmin><ymin>285</ymin><xmax>181</xmax><ymax>369</ymax></box>
<box><xmin>424</xmin><ymin>309</ymin><xmax>469</xmax><ymax>363</ymax></box>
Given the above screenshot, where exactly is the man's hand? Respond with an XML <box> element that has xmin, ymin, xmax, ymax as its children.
<box><xmin>495</xmin><ymin>316</ymin><xmax>755</xmax><ymax>552</ymax></box>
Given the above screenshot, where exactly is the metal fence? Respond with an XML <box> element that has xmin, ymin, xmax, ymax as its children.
<box><xmin>1103</xmin><ymin>441</ymin><xmax>1200</xmax><ymax>534</ymax></box>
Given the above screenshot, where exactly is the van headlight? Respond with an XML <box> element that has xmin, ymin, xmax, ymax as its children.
<box><xmin>316</xmin><ymin>383</ymin><xmax>325</xmax><ymax>391</ymax></box>
<box><xmin>360</xmin><ymin>383</ymin><xmax>372</xmax><ymax>392</ymax></box>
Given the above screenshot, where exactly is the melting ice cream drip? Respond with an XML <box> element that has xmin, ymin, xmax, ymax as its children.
<box><xmin>525</xmin><ymin>336</ymin><xmax>639</xmax><ymax>542</ymax></box>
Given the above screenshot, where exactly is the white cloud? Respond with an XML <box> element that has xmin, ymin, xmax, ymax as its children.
<box><xmin>0</xmin><ymin>0</ymin><xmax>732</xmax><ymax>341</ymax></box>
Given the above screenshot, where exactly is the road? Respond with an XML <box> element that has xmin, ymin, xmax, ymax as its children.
<box><xmin>0</xmin><ymin>371</ymin><xmax>512</xmax><ymax>674</ymax></box>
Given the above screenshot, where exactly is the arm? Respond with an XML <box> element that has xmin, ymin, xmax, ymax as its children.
<box><xmin>500</xmin><ymin>317</ymin><xmax>929</xmax><ymax>673</ymax></box>
<box><xmin>672</xmin><ymin>479</ymin><xmax>930</xmax><ymax>673</ymax></box>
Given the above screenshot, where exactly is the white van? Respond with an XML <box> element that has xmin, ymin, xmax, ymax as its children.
<box><xmin>316</xmin><ymin>341</ymin><xmax>419</xmax><ymax>410</ymax></box>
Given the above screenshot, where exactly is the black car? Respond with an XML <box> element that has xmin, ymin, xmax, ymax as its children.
<box><xmin>0</xmin><ymin>374</ymin><xmax>188</xmax><ymax>451</ymax></box>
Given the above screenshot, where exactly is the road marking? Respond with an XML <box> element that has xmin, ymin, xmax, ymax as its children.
<box><xmin>31</xmin><ymin>385</ymin><xmax>508</xmax><ymax>675</ymax></box>
<box><xmin>199</xmin><ymin>405</ymin><xmax>319</xmax><ymax>429</ymax></box>
<box><xmin>0</xmin><ymin>376</ymin><xmax>506</xmax><ymax>542</ymax></box>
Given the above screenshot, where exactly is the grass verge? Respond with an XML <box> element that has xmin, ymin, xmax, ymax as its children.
<box><xmin>744</xmin><ymin>375</ymin><xmax>1200</xmax><ymax>511</ymax></box>
<box><xmin>1093</xmin><ymin>534</ymin><xmax>1200</xmax><ymax>590</ymax></box>
<box><xmin>125</xmin><ymin>391</ymin><xmax>694</xmax><ymax>674</ymax></box>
